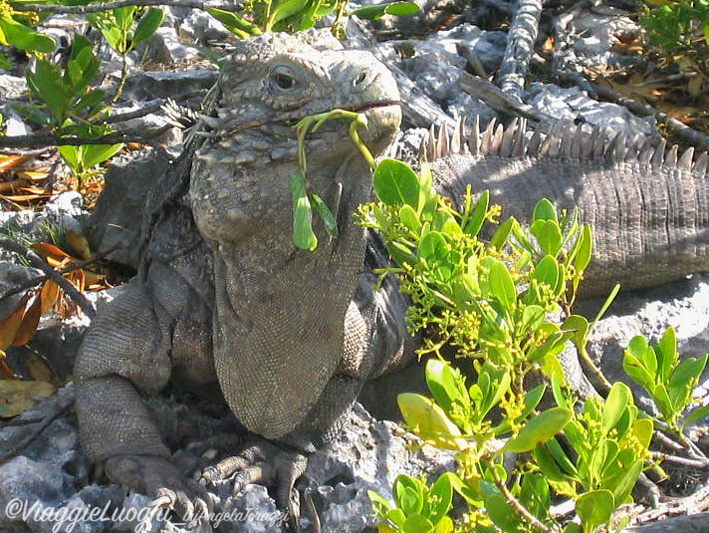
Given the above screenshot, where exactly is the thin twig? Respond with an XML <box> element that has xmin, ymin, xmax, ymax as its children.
<box><xmin>0</xmin><ymin>401</ymin><xmax>74</xmax><ymax>465</ymax></box>
<box><xmin>0</xmin><ymin>238</ymin><xmax>96</xmax><ymax>318</ymax></box>
<box><xmin>0</xmin><ymin>245</ymin><xmax>118</xmax><ymax>307</ymax></box>
<box><xmin>490</xmin><ymin>463</ymin><xmax>556</xmax><ymax>533</ymax></box>
<box><xmin>651</xmin><ymin>451</ymin><xmax>709</xmax><ymax>469</ymax></box>
<box><xmin>103</xmin><ymin>100</ymin><xmax>167</xmax><ymax>124</ymax></box>
<box><xmin>0</xmin><ymin>126</ymin><xmax>172</xmax><ymax>150</ymax></box>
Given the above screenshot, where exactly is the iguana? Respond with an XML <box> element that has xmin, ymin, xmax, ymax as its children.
<box><xmin>74</xmin><ymin>30</ymin><xmax>411</xmax><ymax>518</ymax></box>
<box><xmin>75</xmin><ymin>28</ymin><xmax>709</xmax><ymax>523</ymax></box>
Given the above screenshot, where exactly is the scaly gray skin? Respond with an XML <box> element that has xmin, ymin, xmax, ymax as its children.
<box><xmin>424</xmin><ymin>117</ymin><xmax>709</xmax><ymax>298</ymax></box>
<box><xmin>74</xmin><ymin>30</ymin><xmax>411</xmax><ymax>516</ymax></box>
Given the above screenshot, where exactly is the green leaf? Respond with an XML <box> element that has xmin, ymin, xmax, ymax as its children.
<box><xmin>207</xmin><ymin>8</ymin><xmax>262</xmax><ymax>37</ymax></box>
<box><xmin>399</xmin><ymin>204</ymin><xmax>422</xmax><ymax>234</ymax></box>
<box><xmin>535</xmin><ymin>444</ymin><xmax>568</xmax><ymax>482</ymax></box>
<box><xmin>531</xmin><ymin>219</ymin><xmax>562</xmax><ymax>256</ymax></box>
<box><xmin>630</xmin><ymin>417</ymin><xmax>653</xmax><ymax>450</ymax></box>
<box><xmin>387</xmin><ymin>241</ymin><xmax>417</xmax><ymax>267</ymax></box>
<box><xmin>576</xmin><ymin>490</ymin><xmax>614</xmax><ymax>531</ymax></box>
<box><xmin>0</xmin><ymin>52</ymin><xmax>11</xmax><ymax>70</ymax></box>
<box><xmin>532</xmin><ymin>198</ymin><xmax>558</xmax><ymax>223</ymax></box>
<box><xmin>656</xmin><ymin>327</ymin><xmax>678</xmax><ymax>382</ymax></box>
<box><xmin>80</xmin><ymin>143</ymin><xmax>124</xmax><ymax>169</ymax></box>
<box><xmin>290</xmin><ymin>173</ymin><xmax>318</xmax><ymax>251</ymax></box>
<box><xmin>669</xmin><ymin>354</ymin><xmax>707</xmax><ymax>391</ymax></box>
<box><xmin>418</xmin><ymin>231</ymin><xmax>448</xmax><ymax>262</ymax></box>
<box><xmin>485</xmin><ymin>492</ymin><xmax>523</xmax><ymax>531</ymax></box>
<box><xmin>400</xmin><ymin>487</ymin><xmax>423</xmax><ymax>516</ymax></box>
<box><xmin>373</xmin><ymin>158</ymin><xmax>420</xmax><ymax>208</ymax></box>
<box><xmin>26</xmin><ymin>60</ymin><xmax>68</xmax><ymax>123</ymax></box>
<box><xmin>522</xmin><ymin>305</ymin><xmax>546</xmax><ymax>333</ymax></box>
<box><xmin>533</xmin><ymin>255</ymin><xmax>560</xmax><ymax>290</ymax></box>
<box><xmin>612</xmin><ymin>460</ymin><xmax>643</xmax><ymax>506</ymax></box>
<box><xmin>546</xmin><ymin>437</ymin><xmax>578</xmax><ymax>477</ymax></box>
<box><xmin>684</xmin><ymin>404</ymin><xmax>709</xmax><ymax>428</ymax></box>
<box><xmin>0</xmin><ymin>16</ymin><xmax>55</xmax><ymax>53</ymax></box>
<box><xmin>425</xmin><ymin>359</ymin><xmax>467</xmax><ymax>415</ymax></box>
<box><xmin>428</xmin><ymin>473</ymin><xmax>454</xmax><ymax>524</ymax></box>
<box><xmin>603</xmin><ymin>382</ymin><xmax>631</xmax><ymax>433</ymax></box>
<box><xmin>447</xmin><ymin>472</ymin><xmax>482</xmax><ymax>506</ymax></box>
<box><xmin>133</xmin><ymin>8</ymin><xmax>164</xmax><ymax>46</ymax></box>
<box><xmin>368</xmin><ymin>490</ymin><xmax>393</xmax><ymax>515</ymax></box>
<box><xmin>401</xmin><ymin>514</ymin><xmax>434</xmax><ymax>533</ymax></box>
<box><xmin>397</xmin><ymin>393</ymin><xmax>467</xmax><ymax>451</ymax></box>
<box><xmin>519</xmin><ymin>472</ymin><xmax>550</xmax><ymax>521</ymax></box>
<box><xmin>488</xmin><ymin>259</ymin><xmax>516</xmax><ymax>311</ymax></box>
<box><xmin>463</xmin><ymin>190</ymin><xmax>489</xmax><ymax>236</ymax></box>
<box><xmin>652</xmin><ymin>382</ymin><xmax>674</xmax><ymax>421</ymax></box>
<box><xmin>311</xmin><ymin>193</ymin><xmax>339</xmax><ymax>237</ymax></box>
<box><xmin>490</xmin><ymin>217</ymin><xmax>516</xmax><ymax>250</ymax></box>
<box><xmin>432</xmin><ymin>516</ymin><xmax>454</xmax><ymax>533</ymax></box>
<box><xmin>351</xmin><ymin>1</ymin><xmax>420</xmax><ymax>20</ymax></box>
<box><xmin>574</xmin><ymin>225</ymin><xmax>593</xmax><ymax>271</ymax></box>
<box><xmin>506</xmin><ymin>407</ymin><xmax>572</xmax><ymax>452</ymax></box>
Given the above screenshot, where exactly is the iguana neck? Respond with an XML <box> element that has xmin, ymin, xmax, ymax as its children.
<box><xmin>205</xmin><ymin>154</ymin><xmax>372</xmax><ymax>439</ymax></box>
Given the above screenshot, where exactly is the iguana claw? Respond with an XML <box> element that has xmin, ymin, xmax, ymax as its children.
<box><xmin>196</xmin><ymin>439</ymin><xmax>310</xmax><ymax>528</ymax></box>
<box><xmin>105</xmin><ymin>455</ymin><xmax>213</xmax><ymax>525</ymax></box>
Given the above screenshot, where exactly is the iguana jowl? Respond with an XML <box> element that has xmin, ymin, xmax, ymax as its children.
<box><xmin>74</xmin><ymin>30</ymin><xmax>409</xmax><ymax>513</ymax></box>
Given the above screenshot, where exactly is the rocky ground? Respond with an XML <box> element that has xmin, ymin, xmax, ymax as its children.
<box><xmin>0</xmin><ymin>0</ymin><xmax>708</xmax><ymax>532</ymax></box>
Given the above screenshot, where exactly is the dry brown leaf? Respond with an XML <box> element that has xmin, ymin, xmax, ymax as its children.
<box><xmin>39</xmin><ymin>280</ymin><xmax>60</xmax><ymax>315</ymax></box>
<box><xmin>31</xmin><ymin>242</ymin><xmax>72</xmax><ymax>262</ymax></box>
<box><xmin>0</xmin><ymin>295</ymin><xmax>29</xmax><ymax>352</ymax></box>
<box><xmin>65</xmin><ymin>230</ymin><xmax>93</xmax><ymax>261</ymax></box>
<box><xmin>18</xmin><ymin>186</ymin><xmax>50</xmax><ymax>195</ymax></box>
<box><xmin>12</xmin><ymin>295</ymin><xmax>42</xmax><ymax>347</ymax></box>
<box><xmin>26</xmin><ymin>356</ymin><xmax>57</xmax><ymax>384</ymax></box>
<box><xmin>0</xmin><ymin>379</ymin><xmax>56</xmax><ymax>418</ymax></box>
<box><xmin>0</xmin><ymin>154</ymin><xmax>31</xmax><ymax>172</ymax></box>
<box><xmin>0</xmin><ymin>193</ymin><xmax>51</xmax><ymax>203</ymax></box>
<box><xmin>16</xmin><ymin>171</ymin><xmax>49</xmax><ymax>183</ymax></box>
<box><xmin>0</xmin><ymin>350</ymin><xmax>15</xmax><ymax>380</ymax></box>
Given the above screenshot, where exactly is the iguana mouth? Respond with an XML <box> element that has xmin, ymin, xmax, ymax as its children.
<box><xmin>349</xmin><ymin>100</ymin><xmax>401</xmax><ymax>112</ymax></box>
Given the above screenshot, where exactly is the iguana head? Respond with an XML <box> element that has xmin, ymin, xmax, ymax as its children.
<box><xmin>188</xmin><ymin>31</ymin><xmax>401</xmax><ymax>440</ymax></box>
<box><xmin>190</xmin><ymin>31</ymin><xmax>401</xmax><ymax>243</ymax></box>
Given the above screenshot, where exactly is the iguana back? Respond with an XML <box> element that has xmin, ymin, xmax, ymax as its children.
<box><xmin>427</xmin><ymin>118</ymin><xmax>709</xmax><ymax>296</ymax></box>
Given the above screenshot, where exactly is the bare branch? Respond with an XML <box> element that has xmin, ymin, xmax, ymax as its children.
<box><xmin>0</xmin><ymin>125</ymin><xmax>172</xmax><ymax>149</ymax></box>
<box><xmin>0</xmin><ymin>238</ymin><xmax>96</xmax><ymax>319</ymax></box>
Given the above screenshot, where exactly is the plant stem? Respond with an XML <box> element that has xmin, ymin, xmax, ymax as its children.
<box><xmin>490</xmin><ymin>465</ymin><xmax>556</xmax><ymax>533</ymax></box>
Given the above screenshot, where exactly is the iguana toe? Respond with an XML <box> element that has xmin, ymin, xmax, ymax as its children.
<box><xmin>105</xmin><ymin>455</ymin><xmax>212</xmax><ymax>522</ymax></box>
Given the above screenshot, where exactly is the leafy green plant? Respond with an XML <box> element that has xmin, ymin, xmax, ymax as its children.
<box><xmin>640</xmin><ymin>0</ymin><xmax>709</xmax><ymax>51</ymax></box>
<box><xmin>207</xmin><ymin>0</ymin><xmax>419</xmax><ymax>39</ymax></box>
<box><xmin>0</xmin><ymin>2</ymin><xmax>55</xmax><ymax>69</ymax></box>
<box><xmin>85</xmin><ymin>5</ymin><xmax>164</xmax><ymax>101</ymax></box>
<box><xmin>355</xmin><ymin>158</ymin><xmax>665</xmax><ymax>533</ymax></box>
<box><xmin>624</xmin><ymin>327</ymin><xmax>709</xmax><ymax>435</ymax></box>
<box><xmin>369</xmin><ymin>472</ymin><xmax>456</xmax><ymax>533</ymax></box>
<box><xmin>22</xmin><ymin>35</ymin><xmax>122</xmax><ymax>182</ymax></box>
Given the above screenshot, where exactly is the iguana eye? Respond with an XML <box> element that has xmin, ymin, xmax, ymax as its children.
<box><xmin>271</xmin><ymin>67</ymin><xmax>297</xmax><ymax>91</ymax></box>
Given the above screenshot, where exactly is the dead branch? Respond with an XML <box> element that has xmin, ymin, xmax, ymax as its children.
<box><xmin>0</xmin><ymin>238</ymin><xmax>96</xmax><ymax>319</ymax></box>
